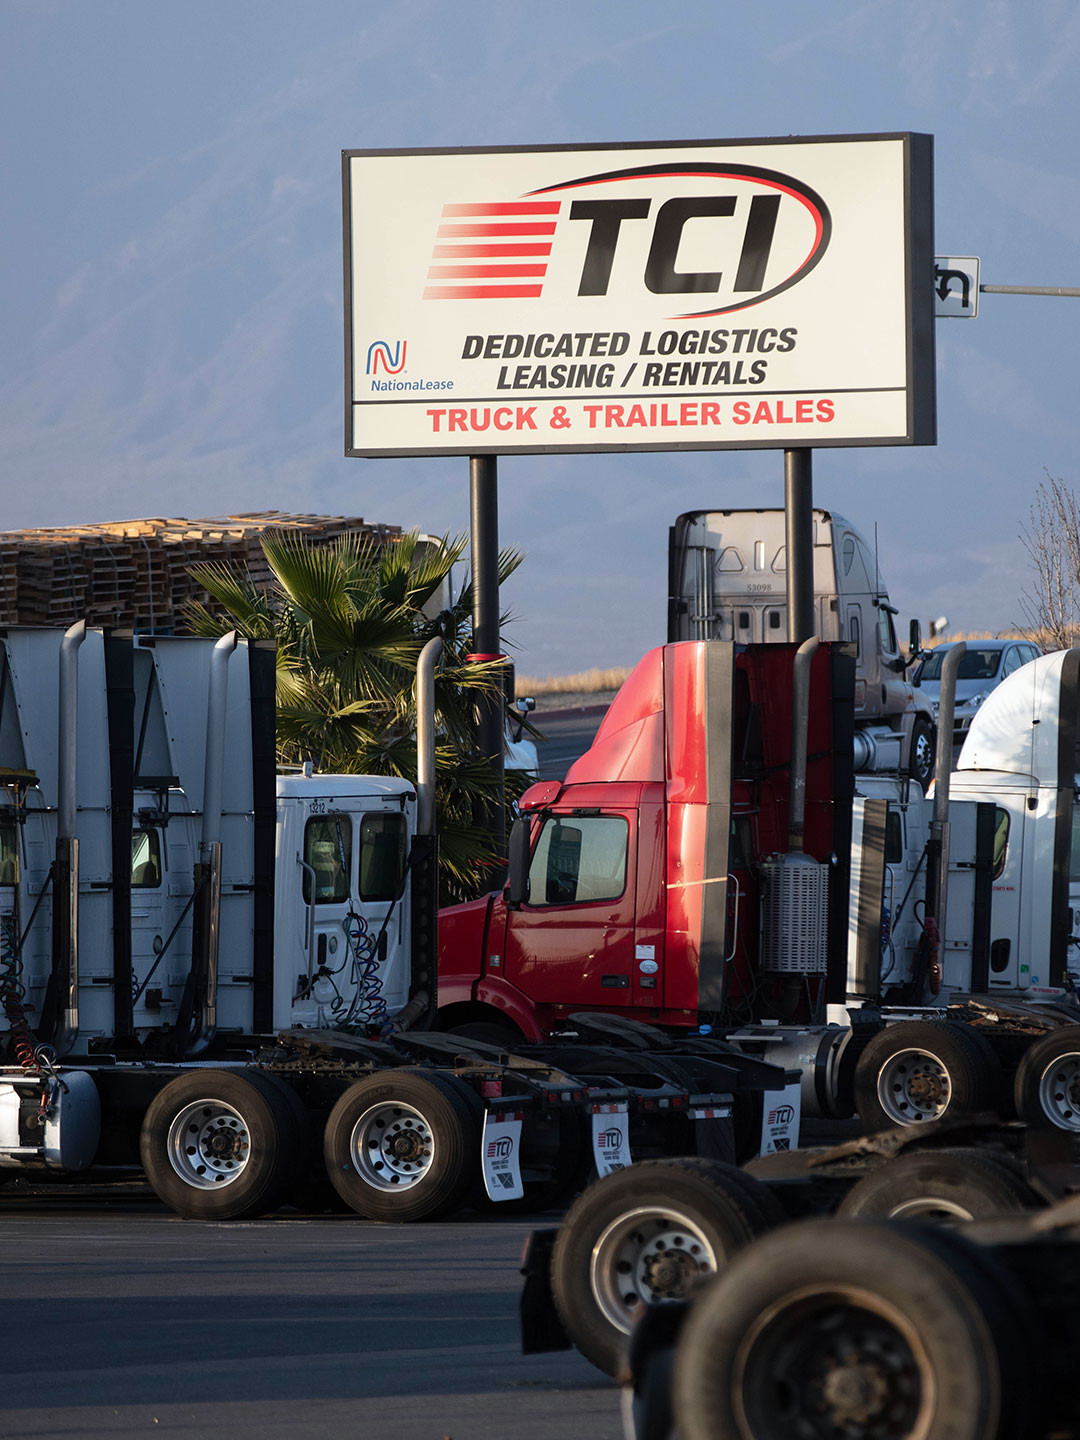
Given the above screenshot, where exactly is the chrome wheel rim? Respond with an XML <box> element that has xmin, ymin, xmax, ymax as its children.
<box><xmin>884</xmin><ymin>1196</ymin><xmax>973</xmax><ymax>1223</ymax></box>
<box><xmin>351</xmin><ymin>1100</ymin><xmax>435</xmax><ymax>1191</ymax></box>
<box><xmin>1036</xmin><ymin>1052</ymin><xmax>1080</xmax><ymax>1130</ymax></box>
<box><xmin>591</xmin><ymin>1205</ymin><xmax>719</xmax><ymax>1334</ymax></box>
<box><xmin>734</xmin><ymin>1285</ymin><xmax>933</xmax><ymax>1440</ymax></box>
<box><xmin>877</xmin><ymin>1049</ymin><xmax>952</xmax><ymax>1124</ymax></box>
<box><xmin>168</xmin><ymin>1098</ymin><xmax>252</xmax><ymax>1189</ymax></box>
<box><xmin>913</xmin><ymin>731</ymin><xmax>934</xmax><ymax>782</ymax></box>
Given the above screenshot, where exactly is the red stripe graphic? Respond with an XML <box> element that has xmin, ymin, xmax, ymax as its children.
<box><xmin>441</xmin><ymin>201</ymin><xmax>560</xmax><ymax>216</ymax></box>
<box><xmin>437</xmin><ymin>221</ymin><xmax>557</xmax><ymax>238</ymax></box>
<box><xmin>432</xmin><ymin>243</ymin><xmax>553</xmax><ymax>258</ymax></box>
<box><xmin>427</xmin><ymin>201</ymin><xmax>557</xmax><ymax>300</ymax></box>
<box><xmin>423</xmin><ymin>284</ymin><xmax>543</xmax><ymax>300</ymax></box>
<box><xmin>427</xmin><ymin>264</ymin><xmax>547</xmax><ymax>279</ymax></box>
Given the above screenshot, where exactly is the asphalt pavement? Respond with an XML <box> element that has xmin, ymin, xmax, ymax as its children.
<box><xmin>0</xmin><ymin>1192</ymin><xmax>619</xmax><ymax>1440</ymax></box>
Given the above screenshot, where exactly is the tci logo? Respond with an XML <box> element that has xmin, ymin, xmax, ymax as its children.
<box><xmin>597</xmin><ymin>1127</ymin><xmax>624</xmax><ymax>1149</ymax></box>
<box><xmin>366</xmin><ymin>340</ymin><xmax>407</xmax><ymax>374</ymax></box>
<box><xmin>486</xmin><ymin>1135</ymin><xmax>514</xmax><ymax>1159</ymax></box>
<box><xmin>768</xmin><ymin>1104</ymin><xmax>796</xmax><ymax>1127</ymax></box>
<box><xmin>425</xmin><ymin>162</ymin><xmax>830</xmax><ymax>317</ymax></box>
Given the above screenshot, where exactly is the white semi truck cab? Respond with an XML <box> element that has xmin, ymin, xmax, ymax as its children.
<box><xmin>668</xmin><ymin>507</ymin><xmax>936</xmax><ymax>785</ymax></box>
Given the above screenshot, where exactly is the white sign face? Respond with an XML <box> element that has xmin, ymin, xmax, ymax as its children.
<box><xmin>934</xmin><ymin>256</ymin><xmax>980</xmax><ymax>318</ymax></box>
<box><xmin>344</xmin><ymin>135</ymin><xmax>935</xmax><ymax>457</ymax></box>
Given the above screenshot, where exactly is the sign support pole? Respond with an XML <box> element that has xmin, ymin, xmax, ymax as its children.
<box><xmin>784</xmin><ymin>449</ymin><xmax>815</xmax><ymax>644</ymax></box>
<box><xmin>468</xmin><ymin>455</ymin><xmax>506</xmax><ymax>860</ymax></box>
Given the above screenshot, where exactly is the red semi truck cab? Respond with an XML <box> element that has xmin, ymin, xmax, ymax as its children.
<box><xmin>437</xmin><ymin>641</ymin><xmax>854</xmax><ymax>1039</ymax></box>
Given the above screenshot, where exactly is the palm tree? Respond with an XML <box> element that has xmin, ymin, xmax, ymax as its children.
<box><xmin>183</xmin><ymin>528</ymin><xmax>530</xmax><ymax>902</ymax></box>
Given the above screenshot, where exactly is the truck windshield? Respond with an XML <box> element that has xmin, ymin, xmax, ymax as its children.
<box><xmin>918</xmin><ymin>648</ymin><xmax>1004</xmax><ymax>682</ymax></box>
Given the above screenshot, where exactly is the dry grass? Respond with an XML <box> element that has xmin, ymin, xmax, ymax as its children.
<box><xmin>925</xmin><ymin>629</ymin><xmax>1040</xmax><ymax>648</ymax></box>
<box><xmin>515</xmin><ymin>666</ymin><xmax>631</xmax><ymax>696</ymax></box>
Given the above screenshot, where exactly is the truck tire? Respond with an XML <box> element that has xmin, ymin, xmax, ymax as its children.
<box><xmin>550</xmin><ymin>1157</ymin><xmax>779</xmax><ymax>1377</ymax></box>
<box><xmin>672</xmin><ymin>1219</ymin><xmax>1045</xmax><ymax>1440</ymax></box>
<box><xmin>445</xmin><ymin>1020</ymin><xmax>523</xmax><ymax>1046</ymax></box>
<box><xmin>836</xmin><ymin>1147</ymin><xmax>1042</xmax><ymax>1223</ymax></box>
<box><xmin>853</xmin><ymin>1020</ymin><xmax>999</xmax><ymax>1131</ymax></box>
<box><xmin>253</xmin><ymin>1069</ymin><xmax>319</xmax><ymax>1204</ymax></box>
<box><xmin>323</xmin><ymin>1070</ymin><xmax>480</xmax><ymax>1222</ymax></box>
<box><xmin>1013</xmin><ymin>1024</ymin><xmax>1080</xmax><ymax>1131</ymax></box>
<box><xmin>140</xmin><ymin>1068</ymin><xmax>301</xmax><ymax>1221</ymax></box>
<box><xmin>910</xmin><ymin>715</ymin><xmax>936</xmax><ymax>791</ymax></box>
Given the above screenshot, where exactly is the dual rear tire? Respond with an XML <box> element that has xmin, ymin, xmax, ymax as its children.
<box><xmin>141</xmin><ymin>1066</ymin><xmax>483</xmax><ymax>1224</ymax></box>
<box><xmin>550</xmin><ymin>1157</ymin><xmax>783</xmax><ymax>1377</ymax></box>
<box><xmin>671</xmin><ymin>1218</ymin><xmax>1046</xmax><ymax>1440</ymax></box>
<box><xmin>853</xmin><ymin>1020</ymin><xmax>999</xmax><ymax>1131</ymax></box>
<box><xmin>140</xmin><ymin>1068</ymin><xmax>310</xmax><ymax>1221</ymax></box>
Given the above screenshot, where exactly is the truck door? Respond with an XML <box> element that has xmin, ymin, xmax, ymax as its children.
<box><xmin>503</xmin><ymin>811</ymin><xmax>636</xmax><ymax>1005</ymax></box>
<box><xmin>301</xmin><ymin>807</ymin><xmax>410</xmax><ymax>1025</ymax></box>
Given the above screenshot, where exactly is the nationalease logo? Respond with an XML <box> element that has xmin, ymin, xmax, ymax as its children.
<box><xmin>425</xmin><ymin>162</ymin><xmax>831</xmax><ymax>318</ymax></box>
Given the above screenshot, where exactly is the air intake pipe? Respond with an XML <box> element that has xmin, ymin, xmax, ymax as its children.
<box><xmin>925</xmin><ymin>641</ymin><xmax>966</xmax><ymax>951</ymax></box>
<box><xmin>49</xmin><ymin>620</ymin><xmax>86</xmax><ymax>1057</ymax></box>
<box><xmin>185</xmin><ymin>630</ymin><xmax>237</xmax><ymax>1056</ymax></box>
<box><xmin>787</xmin><ymin>636</ymin><xmax>820</xmax><ymax>853</ymax></box>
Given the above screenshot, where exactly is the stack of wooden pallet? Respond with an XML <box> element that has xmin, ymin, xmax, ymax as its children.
<box><xmin>0</xmin><ymin>513</ymin><xmax>401</xmax><ymax>631</ymax></box>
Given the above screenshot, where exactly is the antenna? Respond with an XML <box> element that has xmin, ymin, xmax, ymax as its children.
<box><xmin>874</xmin><ymin>521</ymin><xmax>881</xmax><ymax>597</ymax></box>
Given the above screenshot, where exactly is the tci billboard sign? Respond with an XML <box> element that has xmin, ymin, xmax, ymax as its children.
<box><xmin>343</xmin><ymin>135</ymin><xmax>935</xmax><ymax>457</ymax></box>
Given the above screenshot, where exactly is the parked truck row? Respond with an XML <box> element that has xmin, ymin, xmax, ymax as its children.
<box><xmin>5</xmin><ymin>599</ymin><xmax>1080</xmax><ymax>1220</ymax></box>
<box><xmin>439</xmin><ymin>633</ymin><xmax>1080</xmax><ymax>1145</ymax></box>
<box><xmin>0</xmin><ymin>623</ymin><xmax>788</xmax><ymax>1220</ymax></box>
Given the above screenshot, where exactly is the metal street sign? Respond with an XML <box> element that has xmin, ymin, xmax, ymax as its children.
<box><xmin>344</xmin><ymin>134</ymin><xmax>936</xmax><ymax>458</ymax></box>
<box><xmin>935</xmin><ymin>256</ymin><xmax>980</xmax><ymax>318</ymax></box>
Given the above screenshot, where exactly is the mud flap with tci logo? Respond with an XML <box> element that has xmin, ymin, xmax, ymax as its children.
<box><xmin>481</xmin><ymin>1109</ymin><xmax>524</xmax><ymax>1200</ymax></box>
<box><xmin>760</xmin><ymin>1080</ymin><xmax>802</xmax><ymax>1155</ymax></box>
<box><xmin>590</xmin><ymin>1101</ymin><xmax>632</xmax><ymax>1175</ymax></box>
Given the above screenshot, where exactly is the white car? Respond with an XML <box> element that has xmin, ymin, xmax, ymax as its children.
<box><xmin>914</xmin><ymin>639</ymin><xmax>1041</xmax><ymax>739</ymax></box>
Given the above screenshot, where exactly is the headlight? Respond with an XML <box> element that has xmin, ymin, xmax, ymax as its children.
<box><xmin>957</xmin><ymin>691</ymin><xmax>991</xmax><ymax>713</ymax></box>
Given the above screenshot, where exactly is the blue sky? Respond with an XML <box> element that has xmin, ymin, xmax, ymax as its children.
<box><xmin>2</xmin><ymin>0</ymin><xmax>1078</xmax><ymax>674</ymax></box>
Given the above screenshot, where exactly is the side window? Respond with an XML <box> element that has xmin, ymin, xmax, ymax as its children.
<box><xmin>527</xmin><ymin>815</ymin><xmax>628</xmax><ymax>906</ymax></box>
<box><xmin>1000</xmin><ymin>648</ymin><xmax>1019</xmax><ymax>678</ymax></box>
<box><xmin>849</xmin><ymin>616</ymin><xmax>861</xmax><ymax>658</ymax></box>
<box><xmin>0</xmin><ymin>821</ymin><xmax>17</xmax><ymax>884</ymax></box>
<box><xmin>877</xmin><ymin>606</ymin><xmax>898</xmax><ymax>657</ymax></box>
<box><xmin>994</xmin><ymin>808</ymin><xmax>1010</xmax><ymax>881</ymax></box>
<box><xmin>885</xmin><ymin>809</ymin><xmax>903</xmax><ymax>865</ymax></box>
<box><xmin>304</xmin><ymin>816</ymin><xmax>351</xmax><ymax>904</ymax></box>
<box><xmin>131</xmin><ymin>828</ymin><xmax>162</xmax><ymax>888</ymax></box>
<box><xmin>359</xmin><ymin>812</ymin><xmax>407</xmax><ymax>901</ymax></box>
<box><xmin>1070</xmin><ymin>801</ymin><xmax>1080</xmax><ymax>885</ymax></box>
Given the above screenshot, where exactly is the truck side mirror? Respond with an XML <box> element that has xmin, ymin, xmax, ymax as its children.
<box><xmin>507</xmin><ymin>815</ymin><xmax>531</xmax><ymax>907</ymax></box>
<box><xmin>909</xmin><ymin>618</ymin><xmax>922</xmax><ymax>660</ymax></box>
